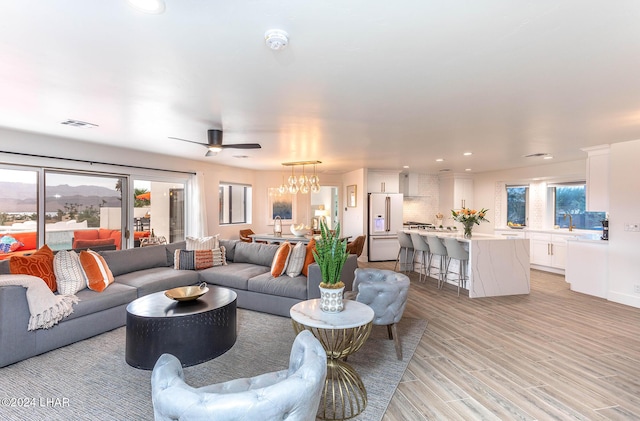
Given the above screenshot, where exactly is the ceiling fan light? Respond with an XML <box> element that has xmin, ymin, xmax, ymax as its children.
<box><xmin>208</xmin><ymin>146</ymin><xmax>223</xmax><ymax>152</ymax></box>
<box><xmin>127</xmin><ymin>0</ymin><xmax>165</xmax><ymax>14</ymax></box>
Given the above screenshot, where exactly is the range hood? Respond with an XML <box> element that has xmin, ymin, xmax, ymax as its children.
<box><xmin>400</xmin><ymin>173</ymin><xmax>421</xmax><ymax>197</ymax></box>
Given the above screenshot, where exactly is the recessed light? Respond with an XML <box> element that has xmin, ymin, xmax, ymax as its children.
<box><xmin>543</xmin><ymin>156</ymin><xmax>554</xmax><ymax>160</ymax></box>
<box><xmin>463</xmin><ymin>152</ymin><xmax>472</xmax><ymax>156</ymax></box>
<box><xmin>403</xmin><ymin>165</ymin><xmax>409</xmax><ymax>169</ymax></box>
<box><xmin>127</xmin><ymin>0</ymin><xmax>166</xmax><ymax>14</ymax></box>
<box><xmin>465</xmin><ymin>168</ymin><xmax>472</xmax><ymax>171</ymax></box>
<box><xmin>436</xmin><ymin>158</ymin><xmax>444</xmax><ymax>162</ymax></box>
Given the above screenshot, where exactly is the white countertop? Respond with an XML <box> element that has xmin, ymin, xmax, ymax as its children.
<box><xmin>403</xmin><ymin>228</ymin><xmax>513</xmax><ymax>242</ymax></box>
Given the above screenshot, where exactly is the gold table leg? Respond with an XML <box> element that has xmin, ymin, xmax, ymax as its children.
<box><xmin>292</xmin><ymin>320</ymin><xmax>372</xmax><ymax>420</ymax></box>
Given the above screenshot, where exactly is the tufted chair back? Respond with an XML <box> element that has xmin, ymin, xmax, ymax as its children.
<box><xmin>151</xmin><ymin>330</ymin><xmax>327</xmax><ymax>421</ymax></box>
<box><xmin>353</xmin><ymin>268</ymin><xmax>410</xmax><ymax>326</ymax></box>
<box><xmin>351</xmin><ymin>268</ymin><xmax>410</xmax><ymax>359</ymax></box>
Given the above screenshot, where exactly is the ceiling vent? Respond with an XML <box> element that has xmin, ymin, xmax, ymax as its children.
<box><xmin>60</xmin><ymin>119</ymin><xmax>98</xmax><ymax>128</ymax></box>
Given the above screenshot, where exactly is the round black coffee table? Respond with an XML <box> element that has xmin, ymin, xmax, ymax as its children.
<box><xmin>125</xmin><ymin>286</ymin><xmax>237</xmax><ymax>369</ymax></box>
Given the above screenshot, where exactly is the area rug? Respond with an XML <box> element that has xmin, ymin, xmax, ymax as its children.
<box><xmin>0</xmin><ymin>309</ymin><xmax>427</xmax><ymax>421</ymax></box>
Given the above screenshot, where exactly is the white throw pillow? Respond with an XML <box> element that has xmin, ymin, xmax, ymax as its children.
<box><xmin>286</xmin><ymin>242</ymin><xmax>307</xmax><ymax>277</ymax></box>
<box><xmin>53</xmin><ymin>250</ymin><xmax>87</xmax><ymax>295</ymax></box>
<box><xmin>186</xmin><ymin>235</ymin><xmax>219</xmax><ymax>250</ymax></box>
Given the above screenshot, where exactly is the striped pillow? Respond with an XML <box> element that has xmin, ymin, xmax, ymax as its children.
<box><xmin>186</xmin><ymin>235</ymin><xmax>219</xmax><ymax>250</ymax></box>
<box><xmin>79</xmin><ymin>250</ymin><xmax>114</xmax><ymax>292</ymax></box>
<box><xmin>53</xmin><ymin>250</ymin><xmax>87</xmax><ymax>295</ymax></box>
<box><xmin>174</xmin><ymin>247</ymin><xmax>227</xmax><ymax>270</ymax></box>
<box><xmin>286</xmin><ymin>241</ymin><xmax>307</xmax><ymax>277</ymax></box>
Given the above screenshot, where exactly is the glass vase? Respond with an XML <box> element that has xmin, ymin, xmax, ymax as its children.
<box><xmin>463</xmin><ymin>221</ymin><xmax>474</xmax><ymax>239</ymax></box>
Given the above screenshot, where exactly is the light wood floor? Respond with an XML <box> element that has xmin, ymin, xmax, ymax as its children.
<box><xmin>360</xmin><ymin>261</ymin><xmax>640</xmax><ymax>420</ymax></box>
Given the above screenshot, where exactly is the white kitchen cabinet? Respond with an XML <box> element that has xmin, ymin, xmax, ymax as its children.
<box><xmin>439</xmin><ymin>174</ymin><xmax>474</xmax><ymax>212</ymax></box>
<box><xmin>582</xmin><ymin>145</ymin><xmax>609</xmax><ymax>212</ymax></box>
<box><xmin>494</xmin><ymin>229</ymin><xmax>526</xmax><ymax>239</ymax></box>
<box><xmin>566</xmin><ymin>239</ymin><xmax>608</xmax><ymax>298</ymax></box>
<box><xmin>368</xmin><ymin>170</ymin><xmax>400</xmax><ymax>193</ymax></box>
<box><xmin>528</xmin><ymin>231</ymin><xmax>577</xmax><ymax>271</ymax></box>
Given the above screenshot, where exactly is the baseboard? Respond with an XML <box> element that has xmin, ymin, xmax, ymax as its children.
<box><xmin>607</xmin><ymin>291</ymin><xmax>640</xmax><ymax>309</ymax></box>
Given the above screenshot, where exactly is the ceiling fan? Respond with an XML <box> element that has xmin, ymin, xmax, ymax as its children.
<box><xmin>169</xmin><ymin>130</ymin><xmax>262</xmax><ymax>156</ymax></box>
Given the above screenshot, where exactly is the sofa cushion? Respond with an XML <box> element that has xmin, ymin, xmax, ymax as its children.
<box><xmin>165</xmin><ymin>241</ymin><xmax>187</xmax><ymax>267</ymax></box>
<box><xmin>302</xmin><ymin>239</ymin><xmax>317</xmax><ymax>277</ymax></box>
<box><xmin>53</xmin><ymin>250</ymin><xmax>87</xmax><ymax>295</ymax></box>
<box><xmin>64</xmin><ymin>282</ymin><xmax>138</xmax><ymax>321</ymax></box>
<box><xmin>186</xmin><ymin>235</ymin><xmax>219</xmax><ymax>250</ymax></box>
<box><xmin>74</xmin><ymin>230</ymin><xmax>99</xmax><ymax>241</ymax></box>
<box><xmin>101</xmin><ymin>245</ymin><xmax>169</xmax><ymax>277</ymax></box>
<box><xmin>219</xmin><ymin>239</ymin><xmax>240</xmax><ymax>262</ymax></box>
<box><xmin>74</xmin><ymin>238</ymin><xmax>116</xmax><ymax>249</ymax></box>
<box><xmin>9</xmin><ymin>245</ymin><xmax>57</xmax><ymax>292</ymax></box>
<box><xmin>286</xmin><ymin>241</ymin><xmax>306</xmax><ymax>277</ymax></box>
<box><xmin>115</xmin><ymin>267</ymin><xmax>200</xmax><ymax>297</ymax></box>
<box><xmin>270</xmin><ymin>242</ymin><xmax>292</xmax><ymax>277</ymax></box>
<box><xmin>248</xmin><ymin>272</ymin><xmax>308</xmax><ymax>300</ymax></box>
<box><xmin>173</xmin><ymin>248</ymin><xmax>225</xmax><ymax>270</ymax></box>
<box><xmin>233</xmin><ymin>242</ymin><xmax>279</xmax><ymax>267</ymax></box>
<box><xmin>199</xmin><ymin>263</ymin><xmax>270</xmax><ymax>291</ymax></box>
<box><xmin>80</xmin><ymin>250</ymin><xmax>114</xmax><ymax>292</ymax></box>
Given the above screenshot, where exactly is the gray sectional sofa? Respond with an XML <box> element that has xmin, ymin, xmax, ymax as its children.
<box><xmin>0</xmin><ymin>239</ymin><xmax>357</xmax><ymax>367</ymax></box>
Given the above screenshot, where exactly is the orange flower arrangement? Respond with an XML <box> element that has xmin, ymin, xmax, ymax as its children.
<box><xmin>451</xmin><ymin>208</ymin><xmax>489</xmax><ymax>226</ymax></box>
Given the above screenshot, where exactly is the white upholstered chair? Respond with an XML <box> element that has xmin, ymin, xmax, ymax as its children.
<box><xmin>350</xmin><ymin>268</ymin><xmax>410</xmax><ymax>360</ymax></box>
<box><xmin>151</xmin><ymin>330</ymin><xmax>327</xmax><ymax>421</ymax></box>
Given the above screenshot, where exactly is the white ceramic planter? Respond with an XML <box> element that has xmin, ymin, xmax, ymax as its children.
<box><xmin>319</xmin><ymin>285</ymin><xmax>345</xmax><ymax>313</ymax></box>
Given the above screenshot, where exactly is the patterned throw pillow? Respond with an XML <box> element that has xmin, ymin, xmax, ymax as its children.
<box><xmin>79</xmin><ymin>250</ymin><xmax>114</xmax><ymax>292</ymax></box>
<box><xmin>271</xmin><ymin>242</ymin><xmax>292</xmax><ymax>277</ymax></box>
<box><xmin>301</xmin><ymin>239</ymin><xmax>317</xmax><ymax>277</ymax></box>
<box><xmin>185</xmin><ymin>235</ymin><xmax>220</xmax><ymax>250</ymax></box>
<box><xmin>174</xmin><ymin>246</ymin><xmax>226</xmax><ymax>270</ymax></box>
<box><xmin>286</xmin><ymin>241</ymin><xmax>307</xmax><ymax>277</ymax></box>
<box><xmin>0</xmin><ymin>235</ymin><xmax>23</xmax><ymax>254</ymax></box>
<box><xmin>53</xmin><ymin>250</ymin><xmax>87</xmax><ymax>295</ymax></box>
<box><xmin>9</xmin><ymin>245</ymin><xmax>57</xmax><ymax>292</ymax></box>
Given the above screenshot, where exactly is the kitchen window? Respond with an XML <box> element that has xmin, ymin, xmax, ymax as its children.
<box><xmin>506</xmin><ymin>185</ymin><xmax>528</xmax><ymax>226</ymax></box>
<box><xmin>549</xmin><ymin>183</ymin><xmax>605</xmax><ymax>230</ymax></box>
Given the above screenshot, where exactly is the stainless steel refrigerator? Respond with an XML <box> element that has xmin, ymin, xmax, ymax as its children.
<box><xmin>368</xmin><ymin>193</ymin><xmax>403</xmax><ymax>261</ymax></box>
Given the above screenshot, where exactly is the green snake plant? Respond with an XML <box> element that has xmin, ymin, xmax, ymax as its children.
<box><xmin>312</xmin><ymin>219</ymin><xmax>348</xmax><ymax>288</ymax></box>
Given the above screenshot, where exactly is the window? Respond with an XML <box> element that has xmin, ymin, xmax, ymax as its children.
<box><xmin>506</xmin><ymin>185</ymin><xmax>528</xmax><ymax>226</ymax></box>
<box><xmin>219</xmin><ymin>182</ymin><xmax>252</xmax><ymax>224</ymax></box>
<box><xmin>0</xmin><ymin>166</ymin><xmax>39</xmax><ymax>248</ymax></box>
<box><xmin>550</xmin><ymin>183</ymin><xmax>605</xmax><ymax>230</ymax></box>
<box><xmin>45</xmin><ymin>171</ymin><xmax>125</xmax><ymax>250</ymax></box>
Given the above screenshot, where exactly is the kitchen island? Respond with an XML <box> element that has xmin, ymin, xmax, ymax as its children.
<box><xmin>403</xmin><ymin>229</ymin><xmax>530</xmax><ymax>298</ymax></box>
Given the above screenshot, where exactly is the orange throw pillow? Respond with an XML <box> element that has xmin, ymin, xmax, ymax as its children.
<box><xmin>301</xmin><ymin>239</ymin><xmax>316</xmax><ymax>277</ymax></box>
<box><xmin>79</xmin><ymin>250</ymin><xmax>114</xmax><ymax>292</ymax></box>
<box><xmin>270</xmin><ymin>242</ymin><xmax>292</xmax><ymax>277</ymax></box>
<box><xmin>9</xmin><ymin>244</ymin><xmax>57</xmax><ymax>292</ymax></box>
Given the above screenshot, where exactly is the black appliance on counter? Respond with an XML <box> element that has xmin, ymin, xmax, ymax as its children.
<box><xmin>601</xmin><ymin>219</ymin><xmax>609</xmax><ymax>240</ymax></box>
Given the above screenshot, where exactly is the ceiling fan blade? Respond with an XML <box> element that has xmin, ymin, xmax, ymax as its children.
<box><xmin>168</xmin><ymin>136</ymin><xmax>206</xmax><ymax>146</ymax></box>
<box><xmin>220</xmin><ymin>143</ymin><xmax>262</xmax><ymax>149</ymax></box>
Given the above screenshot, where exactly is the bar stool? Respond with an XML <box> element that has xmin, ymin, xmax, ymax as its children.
<box><xmin>443</xmin><ymin>237</ymin><xmax>469</xmax><ymax>296</ymax></box>
<box><xmin>426</xmin><ymin>235</ymin><xmax>449</xmax><ymax>289</ymax></box>
<box><xmin>410</xmin><ymin>233</ymin><xmax>431</xmax><ymax>283</ymax></box>
<box><xmin>394</xmin><ymin>231</ymin><xmax>415</xmax><ymax>273</ymax></box>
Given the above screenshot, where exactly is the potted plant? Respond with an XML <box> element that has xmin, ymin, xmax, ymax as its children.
<box><xmin>312</xmin><ymin>219</ymin><xmax>349</xmax><ymax>312</ymax></box>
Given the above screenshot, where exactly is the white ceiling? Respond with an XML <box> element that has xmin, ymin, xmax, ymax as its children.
<box><xmin>1</xmin><ymin>1</ymin><xmax>639</xmax><ymax>175</ymax></box>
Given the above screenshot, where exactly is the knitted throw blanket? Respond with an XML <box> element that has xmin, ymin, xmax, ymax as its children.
<box><xmin>0</xmin><ymin>274</ymin><xmax>79</xmax><ymax>330</ymax></box>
